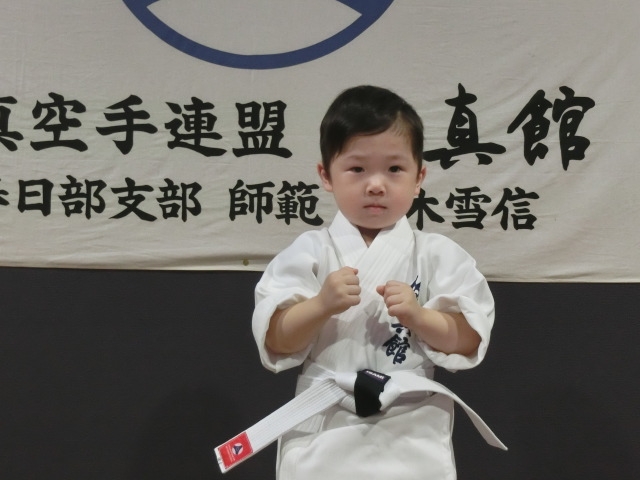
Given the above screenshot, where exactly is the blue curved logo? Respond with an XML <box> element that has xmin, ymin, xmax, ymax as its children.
<box><xmin>122</xmin><ymin>0</ymin><xmax>393</xmax><ymax>69</ymax></box>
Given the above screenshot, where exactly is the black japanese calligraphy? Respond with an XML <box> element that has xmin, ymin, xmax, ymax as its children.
<box><xmin>552</xmin><ymin>86</ymin><xmax>595</xmax><ymax>170</ymax></box>
<box><xmin>1</xmin><ymin>176</ymin><xmax>203</xmax><ymax>222</ymax></box>
<box><xmin>424</xmin><ymin>84</ymin><xmax>506</xmax><ymax>169</ymax></box>
<box><xmin>383</xmin><ymin>323</ymin><xmax>412</xmax><ymax>365</ymax></box>
<box><xmin>157</xmin><ymin>179</ymin><xmax>202</xmax><ymax>221</ymax></box>
<box><xmin>445</xmin><ymin>186</ymin><xmax>492</xmax><ymax>229</ymax></box>
<box><xmin>229</xmin><ymin>179</ymin><xmax>274</xmax><ymax>224</ymax></box>
<box><xmin>507</xmin><ymin>89</ymin><xmax>552</xmax><ymax>165</ymax></box>
<box><xmin>233</xmin><ymin>101</ymin><xmax>292</xmax><ymax>158</ymax></box>
<box><xmin>0</xmin><ymin>88</ymin><xmax>594</xmax><ymax>169</ymax></box>
<box><xmin>0</xmin><ymin>96</ymin><xmax>23</xmax><ymax>151</ymax></box>
<box><xmin>165</xmin><ymin>97</ymin><xmax>225</xmax><ymax>157</ymax></box>
<box><xmin>96</xmin><ymin>95</ymin><xmax>158</xmax><ymax>154</ymax></box>
<box><xmin>110</xmin><ymin>177</ymin><xmax>157</xmax><ymax>221</ymax></box>
<box><xmin>18</xmin><ymin>179</ymin><xmax>54</xmax><ymax>216</ymax></box>
<box><xmin>275</xmin><ymin>181</ymin><xmax>322</xmax><ymax>226</ymax></box>
<box><xmin>508</xmin><ymin>86</ymin><xmax>595</xmax><ymax>170</ymax></box>
<box><xmin>31</xmin><ymin>93</ymin><xmax>87</xmax><ymax>152</ymax></box>
<box><xmin>407</xmin><ymin>186</ymin><xmax>540</xmax><ymax>230</ymax></box>
<box><xmin>0</xmin><ymin>87</ymin><xmax>585</xmax><ymax>235</ymax></box>
<box><xmin>491</xmin><ymin>187</ymin><xmax>539</xmax><ymax>230</ymax></box>
<box><xmin>229</xmin><ymin>179</ymin><xmax>323</xmax><ymax>226</ymax></box>
<box><xmin>59</xmin><ymin>175</ymin><xmax>107</xmax><ymax>219</ymax></box>
<box><xmin>407</xmin><ymin>188</ymin><xmax>445</xmax><ymax>230</ymax></box>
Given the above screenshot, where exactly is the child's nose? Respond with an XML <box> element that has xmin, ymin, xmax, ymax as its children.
<box><xmin>366</xmin><ymin>175</ymin><xmax>385</xmax><ymax>194</ymax></box>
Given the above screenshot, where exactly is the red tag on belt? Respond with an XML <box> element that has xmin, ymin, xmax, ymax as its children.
<box><xmin>215</xmin><ymin>431</ymin><xmax>254</xmax><ymax>472</ymax></box>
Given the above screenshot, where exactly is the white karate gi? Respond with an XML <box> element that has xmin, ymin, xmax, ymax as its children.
<box><xmin>252</xmin><ymin>211</ymin><xmax>496</xmax><ymax>480</ymax></box>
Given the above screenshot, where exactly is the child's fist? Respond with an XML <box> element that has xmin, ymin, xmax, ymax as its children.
<box><xmin>376</xmin><ymin>281</ymin><xmax>420</xmax><ymax>327</ymax></box>
<box><xmin>319</xmin><ymin>267</ymin><xmax>361</xmax><ymax>316</ymax></box>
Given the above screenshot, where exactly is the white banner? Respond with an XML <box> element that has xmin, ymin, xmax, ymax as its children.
<box><xmin>0</xmin><ymin>0</ymin><xmax>638</xmax><ymax>281</ymax></box>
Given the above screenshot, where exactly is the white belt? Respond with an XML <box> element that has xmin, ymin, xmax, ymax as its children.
<box><xmin>214</xmin><ymin>368</ymin><xmax>507</xmax><ymax>473</ymax></box>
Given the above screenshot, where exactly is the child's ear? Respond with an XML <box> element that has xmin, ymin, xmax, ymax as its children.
<box><xmin>317</xmin><ymin>163</ymin><xmax>333</xmax><ymax>192</ymax></box>
<box><xmin>415</xmin><ymin>165</ymin><xmax>426</xmax><ymax>195</ymax></box>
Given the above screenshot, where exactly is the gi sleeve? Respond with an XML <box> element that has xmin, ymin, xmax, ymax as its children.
<box><xmin>252</xmin><ymin>232</ymin><xmax>323</xmax><ymax>373</ymax></box>
<box><xmin>417</xmin><ymin>234</ymin><xmax>495</xmax><ymax>371</ymax></box>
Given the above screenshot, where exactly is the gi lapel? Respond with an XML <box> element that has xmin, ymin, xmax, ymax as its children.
<box><xmin>328</xmin><ymin>212</ymin><xmax>416</xmax><ymax>324</ymax></box>
<box><xmin>328</xmin><ymin>211</ymin><xmax>415</xmax><ymax>290</ymax></box>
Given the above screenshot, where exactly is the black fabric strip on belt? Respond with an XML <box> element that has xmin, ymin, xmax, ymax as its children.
<box><xmin>354</xmin><ymin>369</ymin><xmax>391</xmax><ymax>417</ymax></box>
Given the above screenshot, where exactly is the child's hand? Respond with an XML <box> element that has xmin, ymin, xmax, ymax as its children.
<box><xmin>376</xmin><ymin>281</ymin><xmax>421</xmax><ymax>328</ymax></box>
<box><xmin>318</xmin><ymin>267</ymin><xmax>361</xmax><ymax>316</ymax></box>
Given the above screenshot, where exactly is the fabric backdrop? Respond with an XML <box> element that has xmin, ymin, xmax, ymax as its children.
<box><xmin>0</xmin><ymin>0</ymin><xmax>638</xmax><ymax>281</ymax></box>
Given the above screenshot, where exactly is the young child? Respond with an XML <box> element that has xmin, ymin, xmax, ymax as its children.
<box><xmin>250</xmin><ymin>85</ymin><xmax>504</xmax><ymax>479</ymax></box>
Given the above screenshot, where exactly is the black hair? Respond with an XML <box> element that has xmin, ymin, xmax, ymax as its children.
<box><xmin>319</xmin><ymin>85</ymin><xmax>424</xmax><ymax>171</ymax></box>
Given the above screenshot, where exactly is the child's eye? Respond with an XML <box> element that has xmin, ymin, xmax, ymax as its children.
<box><xmin>350</xmin><ymin>166</ymin><xmax>364</xmax><ymax>173</ymax></box>
<box><xmin>389</xmin><ymin>166</ymin><xmax>403</xmax><ymax>173</ymax></box>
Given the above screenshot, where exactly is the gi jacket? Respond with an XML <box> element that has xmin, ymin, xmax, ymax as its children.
<box><xmin>252</xmin><ymin>212</ymin><xmax>501</xmax><ymax>480</ymax></box>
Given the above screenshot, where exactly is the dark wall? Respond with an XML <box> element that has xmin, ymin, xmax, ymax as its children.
<box><xmin>1</xmin><ymin>268</ymin><xmax>638</xmax><ymax>480</ymax></box>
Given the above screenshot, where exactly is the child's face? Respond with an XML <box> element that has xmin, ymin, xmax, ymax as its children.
<box><xmin>318</xmin><ymin>128</ymin><xmax>426</xmax><ymax>245</ymax></box>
